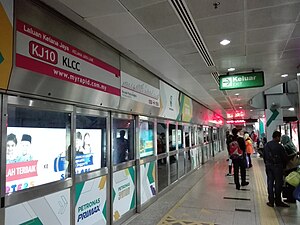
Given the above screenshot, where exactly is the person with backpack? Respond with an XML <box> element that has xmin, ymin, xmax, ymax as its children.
<box><xmin>263</xmin><ymin>131</ymin><xmax>289</xmax><ymax>207</ymax></box>
<box><xmin>229</xmin><ymin>128</ymin><xmax>249</xmax><ymax>190</ymax></box>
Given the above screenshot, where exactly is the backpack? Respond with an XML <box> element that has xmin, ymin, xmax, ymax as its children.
<box><xmin>229</xmin><ymin>140</ymin><xmax>243</xmax><ymax>159</ymax></box>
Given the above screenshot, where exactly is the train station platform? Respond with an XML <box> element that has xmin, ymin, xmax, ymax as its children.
<box><xmin>123</xmin><ymin>152</ymin><xmax>300</xmax><ymax>225</ymax></box>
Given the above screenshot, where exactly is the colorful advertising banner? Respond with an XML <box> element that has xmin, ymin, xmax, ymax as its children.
<box><xmin>5</xmin><ymin>189</ymin><xmax>70</xmax><ymax>225</ymax></box>
<box><xmin>0</xmin><ymin>0</ymin><xmax>13</xmax><ymax>89</ymax></box>
<box><xmin>113</xmin><ymin>167</ymin><xmax>135</xmax><ymax>221</ymax></box>
<box><xmin>75</xmin><ymin>176</ymin><xmax>107</xmax><ymax>225</ymax></box>
<box><xmin>139</xmin><ymin>121</ymin><xmax>154</xmax><ymax>158</ymax></box>
<box><xmin>74</xmin><ymin>129</ymin><xmax>102</xmax><ymax>174</ymax></box>
<box><xmin>6</xmin><ymin>127</ymin><xmax>103</xmax><ymax>193</ymax></box>
<box><xmin>140</xmin><ymin>161</ymin><xmax>156</xmax><ymax>205</ymax></box>
<box><xmin>15</xmin><ymin>20</ymin><xmax>121</xmax><ymax>96</ymax></box>
<box><xmin>121</xmin><ymin>71</ymin><xmax>160</xmax><ymax>108</ymax></box>
<box><xmin>159</xmin><ymin>81</ymin><xmax>180</xmax><ymax>119</ymax></box>
<box><xmin>6</xmin><ymin>127</ymin><xmax>67</xmax><ymax>193</ymax></box>
<box><xmin>291</xmin><ymin>122</ymin><xmax>299</xmax><ymax>151</ymax></box>
<box><xmin>178</xmin><ymin>94</ymin><xmax>193</xmax><ymax>122</ymax></box>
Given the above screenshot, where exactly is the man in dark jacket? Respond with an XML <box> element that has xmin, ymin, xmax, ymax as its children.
<box><xmin>231</xmin><ymin>128</ymin><xmax>249</xmax><ymax>190</ymax></box>
<box><xmin>263</xmin><ymin>131</ymin><xmax>289</xmax><ymax>207</ymax></box>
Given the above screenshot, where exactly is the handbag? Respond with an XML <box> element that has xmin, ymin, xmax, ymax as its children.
<box><xmin>285</xmin><ymin>170</ymin><xmax>300</xmax><ymax>187</ymax></box>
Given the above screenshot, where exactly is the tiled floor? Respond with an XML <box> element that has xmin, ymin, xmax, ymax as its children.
<box><xmin>123</xmin><ymin>152</ymin><xmax>300</xmax><ymax>225</ymax></box>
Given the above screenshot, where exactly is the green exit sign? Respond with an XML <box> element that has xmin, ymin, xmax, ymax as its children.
<box><xmin>219</xmin><ymin>71</ymin><xmax>264</xmax><ymax>90</ymax></box>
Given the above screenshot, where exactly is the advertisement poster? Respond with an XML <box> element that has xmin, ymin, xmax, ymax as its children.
<box><xmin>139</xmin><ymin>121</ymin><xmax>154</xmax><ymax>158</ymax></box>
<box><xmin>291</xmin><ymin>122</ymin><xmax>299</xmax><ymax>151</ymax></box>
<box><xmin>15</xmin><ymin>20</ymin><xmax>121</xmax><ymax>96</ymax></box>
<box><xmin>121</xmin><ymin>71</ymin><xmax>160</xmax><ymax>108</ymax></box>
<box><xmin>171</xmin><ymin>130</ymin><xmax>182</xmax><ymax>148</ymax></box>
<box><xmin>6</xmin><ymin>127</ymin><xmax>68</xmax><ymax>193</ymax></box>
<box><xmin>74</xmin><ymin>129</ymin><xmax>102</xmax><ymax>174</ymax></box>
<box><xmin>0</xmin><ymin>0</ymin><xmax>13</xmax><ymax>89</ymax></box>
<box><xmin>75</xmin><ymin>176</ymin><xmax>107</xmax><ymax>225</ymax></box>
<box><xmin>159</xmin><ymin>81</ymin><xmax>179</xmax><ymax>119</ymax></box>
<box><xmin>178</xmin><ymin>94</ymin><xmax>193</xmax><ymax>122</ymax></box>
<box><xmin>113</xmin><ymin>167</ymin><xmax>135</xmax><ymax>221</ymax></box>
<box><xmin>5</xmin><ymin>189</ymin><xmax>70</xmax><ymax>225</ymax></box>
<box><xmin>140</xmin><ymin>162</ymin><xmax>156</xmax><ymax>205</ymax></box>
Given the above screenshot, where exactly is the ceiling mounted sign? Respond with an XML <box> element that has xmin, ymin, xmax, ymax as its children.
<box><xmin>219</xmin><ymin>71</ymin><xmax>264</xmax><ymax>90</ymax></box>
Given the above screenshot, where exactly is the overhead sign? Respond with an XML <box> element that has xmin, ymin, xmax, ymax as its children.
<box><xmin>219</xmin><ymin>71</ymin><xmax>264</xmax><ymax>90</ymax></box>
<box><xmin>16</xmin><ymin>20</ymin><xmax>121</xmax><ymax>96</ymax></box>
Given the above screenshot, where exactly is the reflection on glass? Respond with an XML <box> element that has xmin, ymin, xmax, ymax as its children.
<box><xmin>170</xmin><ymin>156</ymin><xmax>178</xmax><ymax>183</ymax></box>
<box><xmin>139</xmin><ymin>120</ymin><xmax>154</xmax><ymax>158</ymax></box>
<box><xmin>178</xmin><ymin>151</ymin><xmax>185</xmax><ymax>177</ymax></box>
<box><xmin>158</xmin><ymin>159</ymin><xmax>168</xmax><ymax>192</ymax></box>
<box><xmin>186</xmin><ymin>150</ymin><xmax>191</xmax><ymax>173</ymax></box>
<box><xmin>169</xmin><ymin>124</ymin><xmax>176</xmax><ymax>151</ymax></box>
<box><xmin>191</xmin><ymin>127</ymin><xmax>196</xmax><ymax>146</ymax></box>
<box><xmin>184</xmin><ymin>126</ymin><xmax>190</xmax><ymax>148</ymax></box>
<box><xmin>157</xmin><ymin>123</ymin><xmax>166</xmax><ymax>155</ymax></box>
<box><xmin>178</xmin><ymin>125</ymin><xmax>184</xmax><ymax>149</ymax></box>
<box><xmin>76</xmin><ymin>115</ymin><xmax>106</xmax><ymax>174</ymax></box>
<box><xmin>113</xmin><ymin>118</ymin><xmax>134</xmax><ymax>165</ymax></box>
<box><xmin>6</xmin><ymin>106</ymin><xmax>70</xmax><ymax>193</ymax></box>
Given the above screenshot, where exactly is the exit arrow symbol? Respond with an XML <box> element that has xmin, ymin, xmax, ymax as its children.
<box><xmin>223</xmin><ymin>79</ymin><xmax>230</xmax><ymax>85</ymax></box>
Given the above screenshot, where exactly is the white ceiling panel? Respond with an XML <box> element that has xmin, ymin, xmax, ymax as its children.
<box><xmin>281</xmin><ymin>49</ymin><xmax>300</xmax><ymax>60</ymax></box>
<box><xmin>196</xmin><ymin>12</ymin><xmax>244</xmax><ymax>36</ymax></box>
<box><xmin>247</xmin><ymin>0</ymin><xmax>300</xmax><ymax>10</ymax></box>
<box><xmin>186</xmin><ymin>0</ymin><xmax>244</xmax><ymax>19</ymax></box>
<box><xmin>247</xmin><ymin>41</ymin><xmax>286</xmax><ymax>55</ymax></box>
<box><xmin>247</xmin><ymin>3</ymin><xmax>300</xmax><ymax>29</ymax></box>
<box><xmin>130</xmin><ymin>1</ymin><xmax>180</xmax><ymax>31</ymax></box>
<box><xmin>165</xmin><ymin>40</ymin><xmax>197</xmax><ymax>56</ymax></box>
<box><xmin>86</xmin><ymin>13</ymin><xmax>147</xmax><ymax>39</ymax></box>
<box><xmin>291</xmin><ymin>23</ymin><xmax>300</xmax><ymax>38</ymax></box>
<box><xmin>285</xmin><ymin>37</ymin><xmax>300</xmax><ymax>50</ymax></box>
<box><xmin>203</xmin><ymin>32</ymin><xmax>245</xmax><ymax>51</ymax></box>
<box><xmin>119</xmin><ymin>0</ymin><xmax>165</xmax><ymax>10</ymax></box>
<box><xmin>210</xmin><ymin>45</ymin><xmax>245</xmax><ymax>59</ymax></box>
<box><xmin>247</xmin><ymin>24</ymin><xmax>294</xmax><ymax>44</ymax></box>
<box><xmin>58</xmin><ymin>0</ymin><xmax>126</xmax><ymax>18</ymax></box>
<box><xmin>151</xmin><ymin>24</ymin><xmax>191</xmax><ymax>46</ymax></box>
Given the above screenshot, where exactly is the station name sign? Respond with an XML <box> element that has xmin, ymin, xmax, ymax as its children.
<box><xmin>219</xmin><ymin>71</ymin><xmax>264</xmax><ymax>90</ymax></box>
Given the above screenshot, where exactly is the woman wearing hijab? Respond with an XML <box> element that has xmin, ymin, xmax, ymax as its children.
<box><xmin>281</xmin><ymin>135</ymin><xmax>300</xmax><ymax>169</ymax></box>
<box><xmin>244</xmin><ymin>133</ymin><xmax>254</xmax><ymax>168</ymax></box>
<box><xmin>281</xmin><ymin>135</ymin><xmax>300</xmax><ymax>203</ymax></box>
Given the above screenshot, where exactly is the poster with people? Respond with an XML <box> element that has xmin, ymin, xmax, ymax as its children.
<box><xmin>74</xmin><ymin>129</ymin><xmax>102</xmax><ymax>174</ymax></box>
<box><xmin>6</xmin><ymin>127</ymin><xmax>67</xmax><ymax>193</ymax></box>
<box><xmin>6</xmin><ymin>127</ymin><xmax>102</xmax><ymax>193</ymax></box>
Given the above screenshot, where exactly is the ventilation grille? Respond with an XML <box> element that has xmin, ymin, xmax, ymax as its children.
<box><xmin>169</xmin><ymin>0</ymin><xmax>214</xmax><ymax>67</ymax></box>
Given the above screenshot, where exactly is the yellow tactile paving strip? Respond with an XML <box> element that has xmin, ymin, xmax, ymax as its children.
<box><xmin>159</xmin><ymin>215</ymin><xmax>214</xmax><ymax>225</ymax></box>
<box><xmin>252</xmin><ymin>159</ymin><xmax>281</xmax><ymax>225</ymax></box>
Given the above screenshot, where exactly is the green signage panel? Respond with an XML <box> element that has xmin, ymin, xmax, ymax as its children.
<box><xmin>219</xmin><ymin>71</ymin><xmax>264</xmax><ymax>90</ymax></box>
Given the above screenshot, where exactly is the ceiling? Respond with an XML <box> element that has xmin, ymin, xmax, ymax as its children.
<box><xmin>40</xmin><ymin>0</ymin><xmax>300</xmax><ymax>118</ymax></box>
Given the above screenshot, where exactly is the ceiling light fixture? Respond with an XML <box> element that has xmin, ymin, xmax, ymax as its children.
<box><xmin>235</xmin><ymin>93</ymin><xmax>239</xmax><ymax>96</ymax></box>
<box><xmin>220</xmin><ymin>39</ymin><xmax>230</xmax><ymax>46</ymax></box>
<box><xmin>239</xmin><ymin>106</ymin><xmax>242</xmax><ymax>109</ymax></box>
<box><xmin>228</xmin><ymin>67</ymin><xmax>235</xmax><ymax>72</ymax></box>
<box><xmin>288</xmin><ymin>107</ymin><xmax>295</xmax><ymax>111</ymax></box>
<box><xmin>297</xmin><ymin>73</ymin><xmax>300</xmax><ymax>76</ymax></box>
<box><xmin>250</xmin><ymin>110</ymin><xmax>253</xmax><ymax>111</ymax></box>
<box><xmin>281</xmin><ymin>74</ymin><xmax>288</xmax><ymax>78</ymax></box>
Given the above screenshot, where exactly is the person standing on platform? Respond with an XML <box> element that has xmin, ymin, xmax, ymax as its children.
<box><xmin>263</xmin><ymin>131</ymin><xmax>289</xmax><ymax>207</ymax></box>
<box><xmin>225</xmin><ymin>131</ymin><xmax>233</xmax><ymax>176</ymax></box>
<box><xmin>244</xmin><ymin>133</ymin><xmax>254</xmax><ymax>168</ymax></box>
<box><xmin>229</xmin><ymin>128</ymin><xmax>249</xmax><ymax>190</ymax></box>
